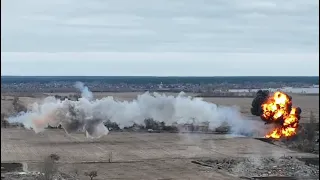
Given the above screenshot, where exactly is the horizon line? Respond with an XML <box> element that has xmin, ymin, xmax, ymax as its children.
<box><xmin>1</xmin><ymin>75</ymin><xmax>319</xmax><ymax>77</ymax></box>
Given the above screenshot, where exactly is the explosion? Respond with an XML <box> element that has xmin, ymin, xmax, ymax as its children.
<box><xmin>251</xmin><ymin>90</ymin><xmax>302</xmax><ymax>139</ymax></box>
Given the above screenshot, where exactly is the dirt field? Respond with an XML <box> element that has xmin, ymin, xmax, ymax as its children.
<box><xmin>1</xmin><ymin>92</ymin><xmax>319</xmax><ymax>179</ymax></box>
<box><xmin>1</xmin><ymin>92</ymin><xmax>319</xmax><ymax>122</ymax></box>
<box><xmin>3</xmin><ymin>129</ymin><xmax>315</xmax><ymax>163</ymax></box>
<box><xmin>1</xmin><ymin>129</ymin><xmax>318</xmax><ymax>179</ymax></box>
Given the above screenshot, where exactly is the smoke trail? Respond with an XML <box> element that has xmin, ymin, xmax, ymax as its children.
<box><xmin>8</xmin><ymin>84</ymin><xmax>266</xmax><ymax>138</ymax></box>
<box><xmin>74</xmin><ymin>81</ymin><xmax>93</xmax><ymax>100</ymax></box>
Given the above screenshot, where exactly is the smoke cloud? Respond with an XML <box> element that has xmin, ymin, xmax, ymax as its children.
<box><xmin>8</xmin><ymin>82</ymin><xmax>267</xmax><ymax>138</ymax></box>
<box><xmin>250</xmin><ymin>90</ymin><xmax>270</xmax><ymax>124</ymax></box>
<box><xmin>74</xmin><ymin>81</ymin><xmax>93</xmax><ymax>100</ymax></box>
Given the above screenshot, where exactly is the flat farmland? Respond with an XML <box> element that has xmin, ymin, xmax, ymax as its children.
<box><xmin>2</xmin><ymin>128</ymin><xmax>318</xmax><ymax>179</ymax></box>
<box><xmin>1</xmin><ymin>92</ymin><xmax>319</xmax><ymax>179</ymax></box>
<box><xmin>3</xmin><ymin>129</ymin><xmax>313</xmax><ymax>163</ymax></box>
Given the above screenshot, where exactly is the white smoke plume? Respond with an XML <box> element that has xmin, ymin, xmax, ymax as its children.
<box><xmin>74</xmin><ymin>81</ymin><xmax>93</xmax><ymax>100</ymax></box>
<box><xmin>8</xmin><ymin>82</ymin><xmax>267</xmax><ymax>138</ymax></box>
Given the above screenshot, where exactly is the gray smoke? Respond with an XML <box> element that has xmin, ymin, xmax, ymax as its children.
<box><xmin>8</xmin><ymin>83</ymin><xmax>267</xmax><ymax>138</ymax></box>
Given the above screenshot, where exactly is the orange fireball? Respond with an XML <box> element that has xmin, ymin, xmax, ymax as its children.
<box><xmin>261</xmin><ymin>91</ymin><xmax>300</xmax><ymax>139</ymax></box>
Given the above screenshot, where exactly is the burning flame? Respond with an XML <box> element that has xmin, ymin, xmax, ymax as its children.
<box><xmin>261</xmin><ymin>91</ymin><xmax>300</xmax><ymax>139</ymax></box>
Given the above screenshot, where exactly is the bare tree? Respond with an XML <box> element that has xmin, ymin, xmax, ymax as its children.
<box><xmin>295</xmin><ymin>111</ymin><xmax>318</xmax><ymax>152</ymax></box>
<box><xmin>1</xmin><ymin>113</ymin><xmax>8</xmax><ymax>128</ymax></box>
<box><xmin>49</xmin><ymin>154</ymin><xmax>60</xmax><ymax>161</ymax></box>
<box><xmin>38</xmin><ymin>154</ymin><xmax>60</xmax><ymax>180</ymax></box>
<box><xmin>306</xmin><ymin>111</ymin><xmax>316</xmax><ymax>141</ymax></box>
<box><xmin>84</xmin><ymin>171</ymin><xmax>98</xmax><ymax>180</ymax></box>
<box><xmin>72</xmin><ymin>168</ymin><xmax>79</xmax><ymax>180</ymax></box>
<box><xmin>109</xmin><ymin>152</ymin><xmax>113</xmax><ymax>163</ymax></box>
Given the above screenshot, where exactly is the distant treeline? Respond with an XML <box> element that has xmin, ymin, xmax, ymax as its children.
<box><xmin>1</xmin><ymin>76</ymin><xmax>319</xmax><ymax>85</ymax></box>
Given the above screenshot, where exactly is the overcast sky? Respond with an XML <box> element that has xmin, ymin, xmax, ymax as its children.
<box><xmin>1</xmin><ymin>0</ymin><xmax>319</xmax><ymax>76</ymax></box>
